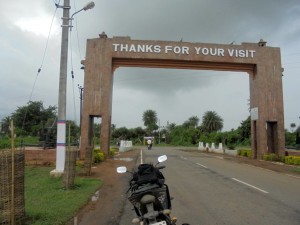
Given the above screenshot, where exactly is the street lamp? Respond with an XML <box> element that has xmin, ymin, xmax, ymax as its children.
<box><xmin>52</xmin><ymin>0</ymin><xmax>95</xmax><ymax>175</ymax></box>
<box><xmin>70</xmin><ymin>1</ymin><xmax>95</xmax><ymax>30</ymax></box>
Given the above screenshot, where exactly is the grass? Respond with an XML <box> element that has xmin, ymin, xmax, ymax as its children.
<box><xmin>25</xmin><ymin>166</ymin><xmax>102</xmax><ymax>225</ymax></box>
<box><xmin>290</xmin><ymin>167</ymin><xmax>300</xmax><ymax>173</ymax></box>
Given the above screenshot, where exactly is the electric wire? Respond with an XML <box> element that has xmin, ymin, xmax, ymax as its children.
<box><xmin>68</xmin><ymin>0</ymin><xmax>86</xmax><ymax>125</ymax></box>
<box><xmin>69</xmin><ymin>25</ymin><xmax>77</xmax><ymax>124</ymax></box>
<box><xmin>72</xmin><ymin>0</ymin><xmax>83</xmax><ymax>60</ymax></box>
<box><xmin>22</xmin><ymin>2</ymin><xmax>60</xmax><ymax>129</ymax></box>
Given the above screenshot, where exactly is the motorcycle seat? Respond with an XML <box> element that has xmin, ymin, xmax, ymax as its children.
<box><xmin>140</xmin><ymin>194</ymin><xmax>156</xmax><ymax>204</ymax></box>
<box><xmin>134</xmin><ymin>183</ymin><xmax>160</xmax><ymax>194</ymax></box>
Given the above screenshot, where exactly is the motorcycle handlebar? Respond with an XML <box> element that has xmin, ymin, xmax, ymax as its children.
<box><xmin>156</xmin><ymin>165</ymin><xmax>166</xmax><ymax>170</ymax></box>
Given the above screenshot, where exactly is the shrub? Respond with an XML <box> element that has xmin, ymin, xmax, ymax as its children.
<box><xmin>279</xmin><ymin>156</ymin><xmax>286</xmax><ymax>163</ymax></box>
<box><xmin>263</xmin><ymin>153</ymin><xmax>280</xmax><ymax>161</ymax></box>
<box><xmin>262</xmin><ymin>154</ymin><xmax>300</xmax><ymax>165</ymax></box>
<box><xmin>294</xmin><ymin>157</ymin><xmax>300</xmax><ymax>165</ymax></box>
<box><xmin>110</xmin><ymin>147</ymin><xmax>118</xmax><ymax>156</ymax></box>
<box><xmin>93</xmin><ymin>148</ymin><xmax>105</xmax><ymax>163</ymax></box>
<box><xmin>93</xmin><ymin>147</ymin><xmax>117</xmax><ymax>163</ymax></box>
<box><xmin>94</xmin><ymin>152</ymin><xmax>105</xmax><ymax>163</ymax></box>
<box><xmin>285</xmin><ymin>156</ymin><xmax>300</xmax><ymax>165</ymax></box>
<box><xmin>238</xmin><ymin>149</ymin><xmax>252</xmax><ymax>157</ymax></box>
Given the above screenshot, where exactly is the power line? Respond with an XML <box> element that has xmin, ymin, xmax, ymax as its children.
<box><xmin>72</xmin><ymin>0</ymin><xmax>83</xmax><ymax>59</ymax></box>
<box><xmin>68</xmin><ymin>0</ymin><xmax>88</xmax><ymax>124</ymax></box>
<box><xmin>69</xmin><ymin>21</ymin><xmax>78</xmax><ymax>124</ymax></box>
<box><xmin>22</xmin><ymin>3</ymin><xmax>60</xmax><ymax>129</ymax></box>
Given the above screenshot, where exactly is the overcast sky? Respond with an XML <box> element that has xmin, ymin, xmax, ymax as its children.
<box><xmin>0</xmin><ymin>0</ymin><xmax>299</xmax><ymax>131</ymax></box>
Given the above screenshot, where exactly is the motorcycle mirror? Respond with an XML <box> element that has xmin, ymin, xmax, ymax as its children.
<box><xmin>158</xmin><ymin>155</ymin><xmax>167</xmax><ymax>163</ymax></box>
<box><xmin>116</xmin><ymin>166</ymin><xmax>127</xmax><ymax>173</ymax></box>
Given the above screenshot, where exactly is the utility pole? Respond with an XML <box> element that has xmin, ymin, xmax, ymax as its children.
<box><xmin>53</xmin><ymin>0</ymin><xmax>71</xmax><ymax>174</ymax></box>
<box><xmin>51</xmin><ymin>1</ymin><xmax>95</xmax><ymax>175</ymax></box>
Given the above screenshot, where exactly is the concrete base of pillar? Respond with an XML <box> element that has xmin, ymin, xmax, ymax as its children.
<box><xmin>50</xmin><ymin>169</ymin><xmax>64</xmax><ymax>177</ymax></box>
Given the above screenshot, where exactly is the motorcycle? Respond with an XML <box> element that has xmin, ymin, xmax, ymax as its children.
<box><xmin>117</xmin><ymin>155</ymin><xmax>177</xmax><ymax>225</ymax></box>
<box><xmin>147</xmin><ymin>140</ymin><xmax>152</xmax><ymax>150</ymax></box>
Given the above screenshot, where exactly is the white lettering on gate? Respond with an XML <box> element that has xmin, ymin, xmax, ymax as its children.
<box><xmin>153</xmin><ymin>45</ymin><xmax>161</xmax><ymax>53</ymax></box>
<box><xmin>164</xmin><ymin>46</ymin><xmax>189</xmax><ymax>54</ymax></box>
<box><xmin>228</xmin><ymin>49</ymin><xmax>256</xmax><ymax>58</ymax></box>
<box><xmin>194</xmin><ymin>47</ymin><xmax>225</xmax><ymax>56</ymax></box>
<box><xmin>112</xmin><ymin>43</ymin><xmax>119</xmax><ymax>51</ymax></box>
<box><xmin>113</xmin><ymin>43</ymin><xmax>256</xmax><ymax>58</ymax></box>
<box><xmin>112</xmin><ymin>44</ymin><xmax>162</xmax><ymax>53</ymax></box>
<box><xmin>129</xmin><ymin>45</ymin><xmax>136</xmax><ymax>52</ymax></box>
<box><xmin>120</xmin><ymin>44</ymin><xmax>128</xmax><ymax>52</ymax></box>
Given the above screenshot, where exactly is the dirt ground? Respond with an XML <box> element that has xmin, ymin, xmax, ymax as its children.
<box><xmin>69</xmin><ymin>149</ymin><xmax>141</xmax><ymax>225</ymax></box>
<box><xmin>69</xmin><ymin>148</ymin><xmax>300</xmax><ymax>225</ymax></box>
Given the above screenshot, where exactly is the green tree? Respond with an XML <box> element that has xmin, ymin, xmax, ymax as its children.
<box><xmin>112</xmin><ymin>127</ymin><xmax>130</xmax><ymax>140</ymax></box>
<box><xmin>131</xmin><ymin>127</ymin><xmax>146</xmax><ymax>139</ymax></box>
<box><xmin>11</xmin><ymin>101</ymin><xmax>57</xmax><ymax>136</ymax></box>
<box><xmin>167</xmin><ymin>122</ymin><xmax>176</xmax><ymax>131</ymax></box>
<box><xmin>66</xmin><ymin>120</ymin><xmax>80</xmax><ymax>145</ymax></box>
<box><xmin>1</xmin><ymin>116</ymin><xmax>11</xmax><ymax>136</ymax></box>
<box><xmin>238</xmin><ymin>116</ymin><xmax>251</xmax><ymax>141</ymax></box>
<box><xmin>199</xmin><ymin>131</ymin><xmax>225</xmax><ymax>144</ymax></box>
<box><xmin>223</xmin><ymin>130</ymin><xmax>240</xmax><ymax>148</ymax></box>
<box><xmin>94</xmin><ymin>123</ymin><xmax>101</xmax><ymax>136</ymax></box>
<box><xmin>183</xmin><ymin>116</ymin><xmax>199</xmax><ymax>128</ymax></box>
<box><xmin>129</xmin><ymin>127</ymin><xmax>146</xmax><ymax>144</ymax></box>
<box><xmin>285</xmin><ymin>129</ymin><xmax>296</xmax><ymax>146</ymax></box>
<box><xmin>169</xmin><ymin>125</ymin><xmax>200</xmax><ymax>146</ymax></box>
<box><xmin>201</xmin><ymin>111</ymin><xmax>223</xmax><ymax>133</ymax></box>
<box><xmin>142</xmin><ymin>109</ymin><xmax>158</xmax><ymax>135</ymax></box>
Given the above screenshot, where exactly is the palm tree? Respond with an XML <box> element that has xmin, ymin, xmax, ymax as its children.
<box><xmin>183</xmin><ymin>116</ymin><xmax>199</xmax><ymax>128</ymax></box>
<box><xmin>142</xmin><ymin>109</ymin><xmax>158</xmax><ymax>135</ymax></box>
<box><xmin>201</xmin><ymin>111</ymin><xmax>223</xmax><ymax>133</ymax></box>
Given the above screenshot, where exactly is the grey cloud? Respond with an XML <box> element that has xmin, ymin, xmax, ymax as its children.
<box><xmin>0</xmin><ymin>0</ymin><xmax>299</xmax><ymax>131</ymax></box>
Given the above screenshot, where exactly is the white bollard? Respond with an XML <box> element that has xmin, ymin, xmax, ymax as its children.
<box><xmin>213</xmin><ymin>142</ymin><xmax>223</xmax><ymax>154</ymax></box>
<box><xmin>211</xmin><ymin>143</ymin><xmax>215</xmax><ymax>150</ymax></box>
<box><xmin>198</xmin><ymin>142</ymin><xmax>204</xmax><ymax>150</ymax></box>
<box><xmin>218</xmin><ymin>143</ymin><xmax>223</xmax><ymax>150</ymax></box>
<box><xmin>119</xmin><ymin>140</ymin><xmax>133</xmax><ymax>152</ymax></box>
<box><xmin>205</xmin><ymin>143</ymin><xmax>211</xmax><ymax>152</ymax></box>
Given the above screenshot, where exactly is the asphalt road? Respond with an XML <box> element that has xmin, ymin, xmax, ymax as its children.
<box><xmin>119</xmin><ymin>147</ymin><xmax>300</xmax><ymax>225</ymax></box>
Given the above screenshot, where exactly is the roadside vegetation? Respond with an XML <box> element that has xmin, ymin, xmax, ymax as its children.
<box><xmin>24</xmin><ymin>166</ymin><xmax>102</xmax><ymax>225</ymax></box>
<box><xmin>1</xmin><ymin>100</ymin><xmax>299</xmax><ymax>154</ymax></box>
<box><xmin>237</xmin><ymin>149</ymin><xmax>300</xmax><ymax>166</ymax></box>
<box><xmin>0</xmin><ymin>101</ymin><xmax>299</xmax><ymax>224</ymax></box>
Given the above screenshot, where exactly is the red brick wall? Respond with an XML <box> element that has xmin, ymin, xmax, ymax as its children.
<box><xmin>24</xmin><ymin>149</ymin><xmax>56</xmax><ymax>165</ymax></box>
<box><xmin>286</xmin><ymin>150</ymin><xmax>300</xmax><ymax>156</ymax></box>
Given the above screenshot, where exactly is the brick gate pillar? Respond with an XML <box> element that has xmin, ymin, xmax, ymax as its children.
<box><xmin>80</xmin><ymin>33</ymin><xmax>113</xmax><ymax>160</ymax></box>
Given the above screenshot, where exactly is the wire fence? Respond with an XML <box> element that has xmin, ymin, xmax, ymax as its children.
<box><xmin>63</xmin><ymin>147</ymin><xmax>78</xmax><ymax>189</ymax></box>
<box><xmin>0</xmin><ymin>150</ymin><xmax>25</xmax><ymax>225</ymax></box>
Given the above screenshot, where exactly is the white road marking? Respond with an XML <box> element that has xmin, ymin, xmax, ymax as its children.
<box><xmin>140</xmin><ymin>149</ymin><xmax>143</xmax><ymax>164</ymax></box>
<box><xmin>232</xmin><ymin>178</ymin><xmax>269</xmax><ymax>194</ymax></box>
<box><xmin>196</xmin><ymin>163</ymin><xmax>208</xmax><ymax>168</ymax></box>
